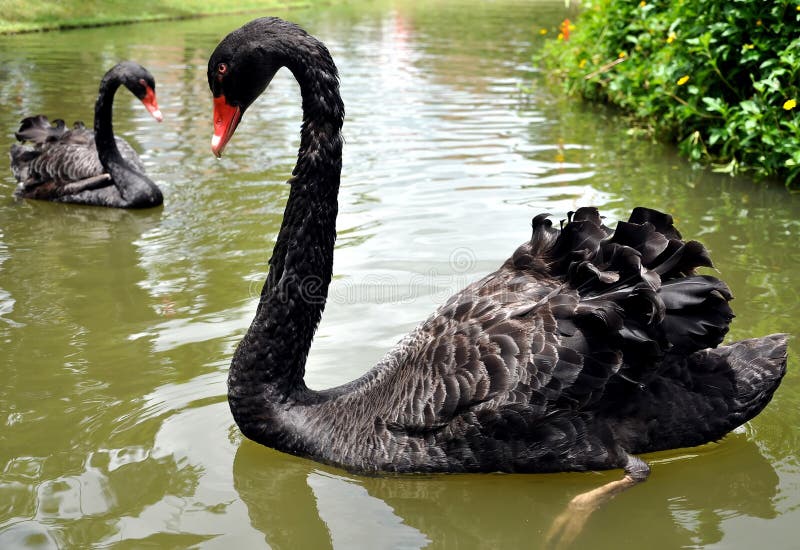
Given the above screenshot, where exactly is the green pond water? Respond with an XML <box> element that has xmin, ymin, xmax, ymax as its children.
<box><xmin>0</xmin><ymin>1</ymin><xmax>798</xmax><ymax>548</ymax></box>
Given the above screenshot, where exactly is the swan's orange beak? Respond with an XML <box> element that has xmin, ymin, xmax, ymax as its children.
<box><xmin>141</xmin><ymin>86</ymin><xmax>163</xmax><ymax>122</ymax></box>
<box><xmin>212</xmin><ymin>95</ymin><xmax>241</xmax><ymax>158</ymax></box>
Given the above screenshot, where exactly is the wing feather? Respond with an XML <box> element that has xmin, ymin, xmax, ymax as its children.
<box><xmin>339</xmin><ymin>206</ymin><xmax>734</xmax><ymax>463</ymax></box>
<box><xmin>11</xmin><ymin>115</ymin><xmax>145</xmax><ymax>197</ymax></box>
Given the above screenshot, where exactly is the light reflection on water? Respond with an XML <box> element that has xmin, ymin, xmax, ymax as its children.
<box><xmin>0</xmin><ymin>1</ymin><xmax>798</xmax><ymax>548</ymax></box>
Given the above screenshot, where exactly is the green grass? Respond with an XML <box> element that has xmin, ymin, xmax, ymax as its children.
<box><xmin>538</xmin><ymin>0</ymin><xmax>800</xmax><ymax>187</ymax></box>
<box><xmin>0</xmin><ymin>0</ymin><xmax>325</xmax><ymax>34</ymax></box>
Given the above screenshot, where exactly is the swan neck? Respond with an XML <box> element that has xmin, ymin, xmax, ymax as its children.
<box><xmin>93</xmin><ymin>71</ymin><xmax>162</xmax><ymax>208</ymax></box>
<box><xmin>94</xmin><ymin>75</ymin><xmax>123</xmax><ymax>166</ymax></box>
<box><xmin>230</xmin><ymin>42</ymin><xmax>344</xmax><ymax>410</ymax></box>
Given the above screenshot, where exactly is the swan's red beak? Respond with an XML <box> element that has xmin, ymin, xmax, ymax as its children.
<box><xmin>212</xmin><ymin>95</ymin><xmax>241</xmax><ymax>158</ymax></box>
<box><xmin>141</xmin><ymin>86</ymin><xmax>163</xmax><ymax>122</ymax></box>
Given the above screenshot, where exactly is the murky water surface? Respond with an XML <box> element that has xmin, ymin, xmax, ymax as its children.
<box><xmin>0</xmin><ymin>1</ymin><xmax>798</xmax><ymax>548</ymax></box>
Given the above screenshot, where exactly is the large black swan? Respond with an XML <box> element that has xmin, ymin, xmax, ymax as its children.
<box><xmin>10</xmin><ymin>61</ymin><xmax>164</xmax><ymax>208</ymax></box>
<box><xmin>207</xmin><ymin>16</ymin><xmax>787</xmax><ymax>516</ymax></box>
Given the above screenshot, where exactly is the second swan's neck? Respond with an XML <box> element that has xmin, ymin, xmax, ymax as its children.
<box><xmin>94</xmin><ymin>70</ymin><xmax>162</xmax><ymax>208</ymax></box>
<box><xmin>94</xmin><ymin>74</ymin><xmax>124</xmax><ymax>167</ymax></box>
<box><xmin>229</xmin><ymin>38</ymin><xmax>345</xmax><ymax>418</ymax></box>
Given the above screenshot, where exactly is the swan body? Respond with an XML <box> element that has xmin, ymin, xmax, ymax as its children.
<box><xmin>10</xmin><ymin>61</ymin><xmax>164</xmax><ymax>209</ymax></box>
<box><xmin>208</xmin><ymin>18</ymin><xmax>788</xmax><ymax>475</ymax></box>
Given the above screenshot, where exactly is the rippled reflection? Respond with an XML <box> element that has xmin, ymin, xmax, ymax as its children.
<box><xmin>232</xmin><ymin>433</ymin><xmax>780</xmax><ymax>550</ymax></box>
<box><xmin>0</xmin><ymin>0</ymin><xmax>798</xmax><ymax>548</ymax></box>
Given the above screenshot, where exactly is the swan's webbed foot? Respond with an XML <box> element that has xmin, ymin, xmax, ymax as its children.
<box><xmin>544</xmin><ymin>454</ymin><xmax>649</xmax><ymax>549</ymax></box>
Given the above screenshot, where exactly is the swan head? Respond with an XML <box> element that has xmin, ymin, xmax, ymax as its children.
<box><xmin>207</xmin><ymin>18</ymin><xmax>305</xmax><ymax>157</ymax></box>
<box><xmin>113</xmin><ymin>61</ymin><xmax>163</xmax><ymax>123</ymax></box>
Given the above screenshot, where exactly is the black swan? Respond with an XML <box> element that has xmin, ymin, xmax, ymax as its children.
<box><xmin>207</xmin><ymin>16</ymin><xmax>788</xmax><ymax>507</ymax></box>
<box><xmin>9</xmin><ymin>61</ymin><xmax>164</xmax><ymax>208</ymax></box>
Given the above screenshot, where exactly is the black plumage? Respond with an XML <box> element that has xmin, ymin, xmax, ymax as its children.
<box><xmin>9</xmin><ymin>61</ymin><xmax>164</xmax><ymax>209</ymax></box>
<box><xmin>208</xmin><ymin>18</ymin><xmax>788</xmax><ymax>478</ymax></box>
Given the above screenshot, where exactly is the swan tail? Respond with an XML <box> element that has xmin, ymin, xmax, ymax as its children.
<box><xmin>702</xmin><ymin>333</ymin><xmax>788</xmax><ymax>425</ymax></box>
<box><xmin>621</xmin><ymin>334</ymin><xmax>788</xmax><ymax>453</ymax></box>
<box><xmin>9</xmin><ymin>144</ymin><xmax>37</xmax><ymax>188</ymax></box>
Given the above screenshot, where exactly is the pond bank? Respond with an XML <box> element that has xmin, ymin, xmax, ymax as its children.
<box><xmin>538</xmin><ymin>0</ymin><xmax>800</xmax><ymax>187</ymax></box>
<box><xmin>0</xmin><ymin>0</ymin><xmax>334</xmax><ymax>34</ymax></box>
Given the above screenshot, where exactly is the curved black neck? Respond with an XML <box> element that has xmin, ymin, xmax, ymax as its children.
<box><xmin>94</xmin><ymin>74</ymin><xmax>124</xmax><ymax>167</ymax></box>
<box><xmin>230</xmin><ymin>36</ymin><xmax>344</xmax><ymax>410</ymax></box>
<box><xmin>93</xmin><ymin>70</ymin><xmax>162</xmax><ymax>208</ymax></box>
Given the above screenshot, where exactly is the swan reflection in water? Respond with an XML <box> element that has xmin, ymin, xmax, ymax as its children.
<box><xmin>232</xmin><ymin>433</ymin><xmax>779</xmax><ymax>549</ymax></box>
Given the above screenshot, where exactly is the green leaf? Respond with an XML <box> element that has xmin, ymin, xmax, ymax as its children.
<box><xmin>702</xmin><ymin>96</ymin><xmax>727</xmax><ymax>113</ymax></box>
<box><xmin>740</xmin><ymin>100</ymin><xmax>760</xmax><ymax>115</ymax></box>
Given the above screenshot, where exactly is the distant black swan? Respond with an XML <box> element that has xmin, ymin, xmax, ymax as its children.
<box><xmin>207</xmin><ymin>17</ymin><xmax>787</xmax><ymax>497</ymax></box>
<box><xmin>10</xmin><ymin>61</ymin><xmax>163</xmax><ymax>208</ymax></box>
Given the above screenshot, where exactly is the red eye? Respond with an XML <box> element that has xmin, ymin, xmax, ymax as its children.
<box><xmin>218</xmin><ymin>63</ymin><xmax>228</xmax><ymax>75</ymax></box>
<box><xmin>139</xmin><ymin>78</ymin><xmax>146</xmax><ymax>86</ymax></box>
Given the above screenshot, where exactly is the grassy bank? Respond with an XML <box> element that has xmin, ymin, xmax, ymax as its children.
<box><xmin>539</xmin><ymin>1</ymin><xmax>800</xmax><ymax>187</ymax></box>
<box><xmin>0</xmin><ymin>0</ymin><xmax>325</xmax><ymax>34</ymax></box>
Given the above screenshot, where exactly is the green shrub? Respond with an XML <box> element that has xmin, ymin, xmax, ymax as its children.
<box><xmin>538</xmin><ymin>0</ymin><xmax>800</xmax><ymax>187</ymax></box>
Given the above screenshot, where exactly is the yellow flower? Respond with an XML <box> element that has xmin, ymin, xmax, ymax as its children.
<box><xmin>666</xmin><ymin>32</ymin><xmax>676</xmax><ymax>44</ymax></box>
<box><xmin>579</xmin><ymin>59</ymin><xmax>587</xmax><ymax>69</ymax></box>
<box><xmin>756</xmin><ymin>19</ymin><xmax>762</xmax><ymax>26</ymax></box>
<box><xmin>618</xmin><ymin>51</ymin><xmax>627</xmax><ymax>59</ymax></box>
<box><xmin>539</xmin><ymin>28</ymin><xmax>548</xmax><ymax>35</ymax></box>
<box><xmin>784</xmin><ymin>99</ymin><xmax>797</xmax><ymax>111</ymax></box>
<box><xmin>743</xmin><ymin>43</ymin><xmax>754</xmax><ymax>50</ymax></box>
<box><xmin>639</xmin><ymin>0</ymin><xmax>646</xmax><ymax>6</ymax></box>
<box><xmin>677</xmin><ymin>75</ymin><xmax>690</xmax><ymax>86</ymax></box>
<box><xmin>557</xmin><ymin>32</ymin><xmax>564</xmax><ymax>41</ymax></box>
